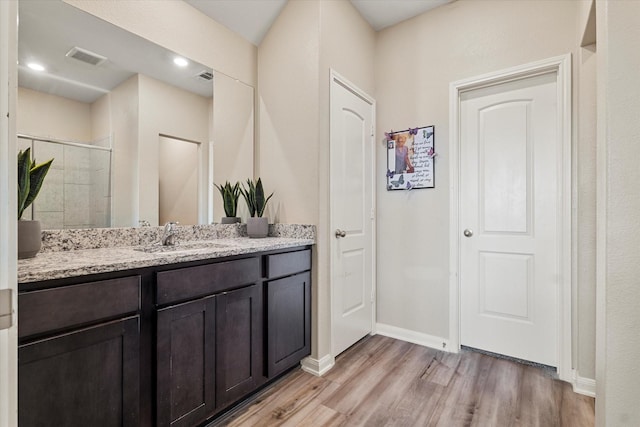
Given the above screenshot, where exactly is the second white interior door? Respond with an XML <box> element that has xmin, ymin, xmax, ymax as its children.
<box><xmin>330</xmin><ymin>74</ymin><xmax>375</xmax><ymax>357</ymax></box>
<box><xmin>460</xmin><ymin>72</ymin><xmax>560</xmax><ymax>367</ymax></box>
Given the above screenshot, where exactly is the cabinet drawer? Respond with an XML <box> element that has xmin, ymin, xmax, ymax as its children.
<box><xmin>266</xmin><ymin>249</ymin><xmax>311</xmax><ymax>279</ymax></box>
<box><xmin>156</xmin><ymin>257</ymin><xmax>260</xmax><ymax>305</ymax></box>
<box><xmin>19</xmin><ymin>276</ymin><xmax>140</xmax><ymax>339</ymax></box>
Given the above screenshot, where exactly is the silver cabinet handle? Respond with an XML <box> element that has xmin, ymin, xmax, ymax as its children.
<box><xmin>335</xmin><ymin>229</ymin><xmax>346</xmax><ymax>238</ymax></box>
<box><xmin>463</xmin><ymin>229</ymin><xmax>473</xmax><ymax>237</ymax></box>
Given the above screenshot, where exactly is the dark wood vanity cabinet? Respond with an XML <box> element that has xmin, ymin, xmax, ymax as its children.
<box><xmin>18</xmin><ymin>246</ymin><xmax>312</xmax><ymax>427</ymax></box>
<box><xmin>266</xmin><ymin>271</ymin><xmax>311</xmax><ymax>377</ymax></box>
<box><xmin>18</xmin><ymin>276</ymin><xmax>142</xmax><ymax>427</ymax></box>
<box><xmin>215</xmin><ymin>284</ymin><xmax>263</xmax><ymax>408</ymax></box>
<box><xmin>156</xmin><ymin>297</ymin><xmax>216</xmax><ymax>427</ymax></box>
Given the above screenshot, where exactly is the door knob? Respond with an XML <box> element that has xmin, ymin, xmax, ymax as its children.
<box><xmin>335</xmin><ymin>229</ymin><xmax>346</xmax><ymax>238</ymax></box>
<box><xmin>463</xmin><ymin>229</ymin><xmax>473</xmax><ymax>237</ymax></box>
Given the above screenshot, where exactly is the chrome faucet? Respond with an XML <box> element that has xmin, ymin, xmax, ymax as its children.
<box><xmin>162</xmin><ymin>221</ymin><xmax>178</xmax><ymax>246</ymax></box>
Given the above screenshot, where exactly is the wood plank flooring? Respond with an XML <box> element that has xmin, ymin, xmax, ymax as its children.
<box><xmin>214</xmin><ymin>335</ymin><xmax>594</xmax><ymax>427</ymax></box>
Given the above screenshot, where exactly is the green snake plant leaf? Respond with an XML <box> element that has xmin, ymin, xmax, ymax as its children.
<box><xmin>17</xmin><ymin>149</ymin><xmax>32</xmax><ymax>219</ymax></box>
<box><xmin>257</xmin><ymin>192</ymin><xmax>274</xmax><ymax>218</ymax></box>
<box><xmin>255</xmin><ymin>178</ymin><xmax>265</xmax><ymax>214</ymax></box>
<box><xmin>241</xmin><ymin>177</ymin><xmax>273</xmax><ymax>218</ymax></box>
<box><xmin>240</xmin><ymin>179</ymin><xmax>256</xmax><ymax>217</ymax></box>
<box><xmin>214</xmin><ymin>181</ymin><xmax>241</xmax><ymax>217</ymax></box>
<box><xmin>17</xmin><ymin>148</ymin><xmax>54</xmax><ymax>220</ymax></box>
<box><xmin>24</xmin><ymin>158</ymin><xmax>54</xmax><ymax>213</ymax></box>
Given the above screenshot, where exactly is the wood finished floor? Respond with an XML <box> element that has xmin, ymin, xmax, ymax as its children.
<box><xmin>216</xmin><ymin>335</ymin><xmax>594</xmax><ymax>427</ymax></box>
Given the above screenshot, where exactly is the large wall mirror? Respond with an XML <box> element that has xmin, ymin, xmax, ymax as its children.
<box><xmin>17</xmin><ymin>0</ymin><xmax>255</xmax><ymax>229</ymax></box>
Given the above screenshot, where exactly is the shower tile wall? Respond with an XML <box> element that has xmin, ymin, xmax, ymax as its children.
<box><xmin>34</xmin><ymin>141</ymin><xmax>64</xmax><ymax>229</ymax></box>
<box><xmin>90</xmin><ymin>148</ymin><xmax>112</xmax><ymax>228</ymax></box>
<box><xmin>19</xmin><ymin>138</ymin><xmax>112</xmax><ymax>229</ymax></box>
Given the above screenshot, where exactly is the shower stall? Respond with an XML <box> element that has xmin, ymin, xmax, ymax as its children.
<box><xmin>18</xmin><ymin>134</ymin><xmax>113</xmax><ymax>229</ymax></box>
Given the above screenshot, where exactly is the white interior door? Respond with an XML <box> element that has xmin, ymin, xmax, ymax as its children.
<box><xmin>330</xmin><ymin>73</ymin><xmax>375</xmax><ymax>357</ymax></box>
<box><xmin>460</xmin><ymin>72</ymin><xmax>559</xmax><ymax>366</ymax></box>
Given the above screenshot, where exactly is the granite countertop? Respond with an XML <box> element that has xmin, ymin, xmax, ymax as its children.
<box><xmin>18</xmin><ymin>237</ymin><xmax>314</xmax><ymax>283</ymax></box>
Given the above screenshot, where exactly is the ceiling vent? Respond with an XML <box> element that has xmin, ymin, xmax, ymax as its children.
<box><xmin>65</xmin><ymin>47</ymin><xmax>107</xmax><ymax>66</ymax></box>
<box><xmin>196</xmin><ymin>70</ymin><xmax>213</xmax><ymax>82</ymax></box>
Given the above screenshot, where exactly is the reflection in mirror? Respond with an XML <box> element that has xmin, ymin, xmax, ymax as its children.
<box><xmin>17</xmin><ymin>0</ymin><xmax>248</xmax><ymax>228</ymax></box>
<box><xmin>212</xmin><ymin>73</ymin><xmax>255</xmax><ymax>223</ymax></box>
<box><xmin>17</xmin><ymin>134</ymin><xmax>112</xmax><ymax>229</ymax></box>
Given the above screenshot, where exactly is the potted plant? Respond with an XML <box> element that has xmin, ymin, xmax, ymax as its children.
<box><xmin>214</xmin><ymin>181</ymin><xmax>241</xmax><ymax>224</ymax></box>
<box><xmin>18</xmin><ymin>148</ymin><xmax>54</xmax><ymax>259</ymax></box>
<box><xmin>240</xmin><ymin>178</ymin><xmax>273</xmax><ymax>238</ymax></box>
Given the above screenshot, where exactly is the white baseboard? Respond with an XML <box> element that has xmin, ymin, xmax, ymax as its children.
<box><xmin>375</xmin><ymin>323</ymin><xmax>452</xmax><ymax>353</ymax></box>
<box><xmin>300</xmin><ymin>354</ymin><xmax>335</xmax><ymax>377</ymax></box>
<box><xmin>572</xmin><ymin>371</ymin><xmax>596</xmax><ymax>397</ymax></box>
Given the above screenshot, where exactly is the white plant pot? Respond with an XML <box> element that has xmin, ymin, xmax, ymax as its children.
<box><xmin>18</xmin><ymin>220</ymin><xmax>42</xmax><ymax>259</ymax></box>
<box><xmin>246</xmin><ymin>217</ymin><xmax>268</xmax><ymax>238</ymax></box>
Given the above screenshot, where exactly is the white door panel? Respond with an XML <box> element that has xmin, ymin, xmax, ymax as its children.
<box><xmin>460</xmin><ymin>73</ymin><xmax>559</xmax><ymax>366</ymax></box>
<box><xmin>330</xmin><ymin>75</ymin><xmax>374</xmax><ymax>357</ymax></box>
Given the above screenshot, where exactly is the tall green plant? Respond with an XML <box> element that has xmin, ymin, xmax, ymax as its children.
<box><xmin>240</xmin><ymin>178</ymin><xmax>273</xmax><ymax>218</ymax></box>
<box><xmin>18</xmin><ymin>148</ymin><xmax>54</xmax><ymax>220</ymax></box>
<box><xmin>214</xmin><ymin>181</ymin><xmax>241</xmax><ymax>217</ymax></box>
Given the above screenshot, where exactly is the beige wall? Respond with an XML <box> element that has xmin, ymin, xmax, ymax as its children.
<box><xmin>258</xmin><ymin>0</ymin><xmax>320</xmax><ymax>225</ymax></box>
<box><xmin>64</xmin><ymin>0</ymin><xmax>257</xmax><ymax>87</ymax></box>
<box><xmin>17</xmin><ymin>87</ymin><xmax>91</xmax><ymax>141</ymax></box>
<box><xmin>109</xmin><ymin>75</ymin><xmax>139</xmax><ymax>227</ymax></box>
<box><xmin>212</xmin><ymin>73</ymin><xmax>254</xmax><ymax>222</ymax></box>
<box><xmin>258</xmin><ymin>0</ymin><xmax>375</xmax><ymax>360</ymax></box>
<box><xmin>258</xmin><ymin>0</ymin><xmax>322</xmax><ymax>356</ymax></box>
<box><xmin>375</xmin><ymin>0</ymin><xmax>597</xmax><ymax>381</ymax></box>
<box><xmin>90</xmin><ymin>93</ymin><xmax>111</xmax><ymax>146</ymax></box>
<box><xmin>595</xmin><ymin>1</ymin><xmax>640</xmax><ymax>425</ymax></box>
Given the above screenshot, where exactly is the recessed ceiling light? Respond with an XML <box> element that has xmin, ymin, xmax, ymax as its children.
<box><xmin>173</xmin><ymin>57</ymin><xmax>188</xmax><ymax>67</ymax></box>
<box><xmin>27</xmin><ymin>62</ymin><xmax>45</xmax><ymax>72</ymax></box>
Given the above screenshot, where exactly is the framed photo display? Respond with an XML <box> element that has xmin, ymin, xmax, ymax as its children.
<box><xmin>386</xmin><ymin>125</ymin><xmax>435</xmax><ymax>190</ymax></box>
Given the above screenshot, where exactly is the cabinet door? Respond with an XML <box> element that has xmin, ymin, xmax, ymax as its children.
<box><xmin>156</xmin><ymin>297</ymin><xmax>216</xmax><ymax>427</ymax></box>
<box><xmin>18</xmin><ymin>317</ymin><xmax>140</xmax><ymax>427</ymax></box>
<box><xmin>216</xmin><ymin>284</ymin><xmax>263</xmax><ymax>408</ymax></box>
<box><xmin>266</xmin><ymin>272</ymin><xmax>311</xmax><ymax>377</ymax></box>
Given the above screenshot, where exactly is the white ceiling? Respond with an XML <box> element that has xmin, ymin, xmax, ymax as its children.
<box><xmin>186</xmin><ymin>0</ymin><xmax>453</xmax><ymax>46</ymax></box>
<box><xmin>185</xmin><ymin>0</ymin><xmax>288</xmax><ymax>46</ymax></box>
<box><xmin>350</xmin><ymin>0</ymin><xmax>453</xmax><ymax>31</ymax></box>
<box><xmin>19</xmin><ymin>0</ymin><xmax>214</xmax><ymax>103</ymax></box>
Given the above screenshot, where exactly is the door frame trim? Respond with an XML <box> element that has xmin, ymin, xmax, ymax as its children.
<box><xmin>0</xmin><ymin>1</ymin><xmax>18</xmax><ymax>426</ymax></box>
<box><xmin>448</xmin><ymin>54</ymin><xmax>572</xmax><ymax>381</ymax></box>
<box><xmin>329</xmin><ymin>69</ymin><xmax>377</xmax><ymax>356</ymax></box>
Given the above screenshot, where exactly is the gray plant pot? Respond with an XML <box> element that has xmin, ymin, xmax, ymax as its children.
<box><xmin>18</xmin><ymin>220</ymin><xmax>42</xmax><ymax>259</ymax></box>
<box><xmin>220</xmin><ymin>217</ymin><xmax>240</xmax><ymax>224</ymax></box>
<box><xmin>246</xmin><ymin>217</ymin><xmax>268</xmax><ymax>238</ymax></box>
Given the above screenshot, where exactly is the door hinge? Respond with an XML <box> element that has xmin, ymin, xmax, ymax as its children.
<box><xmin>0</xmin><ymin>289</ymin><xmax>13</xmax><ymax>330</ymax></box>
<box><xmin>370</xmin><ymin>208</ymin><xmax>375</xmax><ymax>220</ymax></box>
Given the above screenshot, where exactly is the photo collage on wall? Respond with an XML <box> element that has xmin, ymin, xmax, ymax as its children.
<box><xmin>386</xmin><ymin>125</ymin><xmax>435</xmax><ymax>190</ymax></box>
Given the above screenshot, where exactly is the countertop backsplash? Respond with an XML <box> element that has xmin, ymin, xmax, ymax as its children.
<box><xmin>40</xmin><ymin>223</ymin><xmax>316</xmax><ymax>253</ymax></box>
